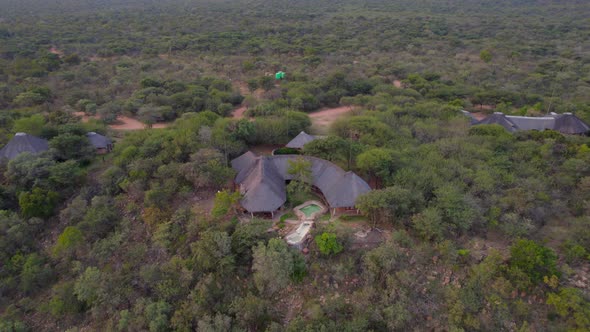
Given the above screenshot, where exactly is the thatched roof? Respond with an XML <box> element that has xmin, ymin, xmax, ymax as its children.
<box><xmin>552</xmin><ymin>113</ymin><xmax>590</xmax><ymax>134</ymax></box>
<box><xmin>238</xmin><ymin>157</ymin><xmax>286</xmax><ymax>213</ymax></box>
<box><xmin>232</xmin><ymin>152</ymin><xmax>372</xmax><ymax>212</ymax></box>
<box><xmin>86</xmin><ymin>132</ymin><xmax>112</xmax><ymax>149</ymax></box>
<box><xmin>471</xmin><ymin>112</ymin><xmax>589</xmax><ymax>135</ymax></box>
<box><xmin>285</xmin><ymin>131</ymin><xmax>320</xmax><ymax>149</ymax></box>
<box><xmin>475</xmin><ymin>112</ymin><xmax>519</xmax><ymax>132</ymax></box>
<box><xmin>460</xmin><ymin>110</ymin><xmax>479</xmax><ymax>125</ymax></box>
<box><xmin>505</xmin><ymin>116</ymin><xmax>555</xmax><ymax>131</ymax></box>
<box><xmin>0</xmin><ymin>133</ymin><xmax>49</xmax><ymax>160</ymax></box>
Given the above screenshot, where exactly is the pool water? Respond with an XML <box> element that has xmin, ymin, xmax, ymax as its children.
<box><xmin>300</xmin><ymin>204</ymin><xmax>321</xmax><ymax>218</ymax></box>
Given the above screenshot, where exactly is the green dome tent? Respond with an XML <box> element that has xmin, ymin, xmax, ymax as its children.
<box><xmin>275</xmin><ymin>71</ymin><xmax>285</xmax><ymax>80</ymax></box>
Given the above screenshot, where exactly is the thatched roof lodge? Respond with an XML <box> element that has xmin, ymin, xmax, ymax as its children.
<box><xmin>231</xmin><ymin>152</ymin><xmax>371</xmax><ymax>217</ymax></box>
<box><xmin>470</xmin><ymin>112</ymin><xmax>589</xmax><ymax>135</ymax></box>
<box><xmin>285</xmin><ymin>131</ymin><xmax>322</xmax><ymax>149</ymax></box>
<box><xmin>86</xmin><ymin>132</ymin><xmax>113</xmax><ymax>153</ymax></box>
<box><xmin>0</xmin><ymin>133</ymin><xmax>49</xmax><ymax>160</ymax></box>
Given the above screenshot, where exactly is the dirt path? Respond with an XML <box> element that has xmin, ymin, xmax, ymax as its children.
<box><xmin>309</xmin><ymin>106</ymin><xmax>355</xmax><ymax>134</ymax></box>
<box><xmin>232</xmin><ymin>106</ymin><xmax>248</xmax><ymax>119</ymax></box>
<box><xmin>74</xmin><ymin>112</ymin><xmax>169</xmax><ymax>130</ymax></box>
<box><xmin>49</xmin><ymin>47</ymin><xmax>64</xmax><ymax>56</ymax></box>
<box><xmin>110</xmin><ymin>116</ymin><xmax>170</xmax><ymax>130</ymax></box>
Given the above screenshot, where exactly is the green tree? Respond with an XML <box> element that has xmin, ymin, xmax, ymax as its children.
<box><xmin>182</xmin><ymin>149</ymin><xmax>234</xmax><ymax>190</ymax></box>
<box><xmin>18</xmin><ymin>187</ymin><xmax>59</xmax><ymax>218</ymax></box>
<box><xmin>508</xmin><ymin>239</ymin><xmax>559</xmax><ymax>286</ymax></box>
<box><xmin>5</xmin><ymin>153</ymin><xmax>55</xmax><ymax>190</ymax></box>
<box><xmin>20</xmin><ymin>253</ymin><xmax>53</xmax><ymax>294</ymax></box>
<box><xmin>74</xmin><ymin>266</ymin><xmax>104</xmax><ymax>307</ymax></box>
<box><xmin>356</xmin><ymin>186</ymin><xmax>424</xmax><ymax>227</ymax></box>
<box><xmin>286</xmin><ymin>157</ymin><xmax>313</xmax><ymax>205</ymax></box>
<box><xmin>480</xmin><ymin>50</ymin><xmax>493</xmax><ymax>63</ymax></box>
<box><xmin>411</xmin><ymin>207</ymin><xmax>443</xmax><ymax>241</ymax></box>
<box><xmin>191</xmin><ymin>231</ymin><xmax>234</xmax><ymax>273</ymax></box>
<box><xmin>12</xmin><ymin>114</ymin><xmax>46</xmax><ymax>136</ymax></box>
<box><xmin>211</xmin><ymin>190</ymin><xmax>241</xmax><ymax>218</ymax></box>
<box><xmin>547</xmin><ymin>287</ymin><xmax>590</xmax><ymax>330</ymax></box>
<box><xmin>315</xmin><ymin>232</ymin><xmax>343</xmax><ymax>255</ymax></box>
<box><xmin>252</xmin><ymin>238</ymin><xmax>294</xmax><ymax>296</ymax></box>
<box><xmin>357</xmin><ymin>148</ymin><xmax>397</xmax><ymax>185</ymax></box>
<box><xmin>52</xmin><ymin>226</ymin><xmax>84</xmax><ymax>258</ymax></box>
<box><xmin>49</xmin><ymin>133</ymin><xmax>94</xmax><ymax>161</ymax></box>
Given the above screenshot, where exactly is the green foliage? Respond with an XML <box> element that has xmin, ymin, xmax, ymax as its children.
<box><xmin>182</xmin><ymin>149</ymin><xmax>234</xmax><ymax>190</ymax></box>
<box><xmin>74</xmin><ymin>266</ymin><xmax>104</xmax><ymax>307</ymax></box>
<box><xmin>18</xmin><ymin>187</ymin><xmax>59</xmax><ymax>219</ymax></box>
<box><xmin>211</xmin><ymin>190</ymin><xmax>241</xmax><ymax>219</ymax></box>
<box><xmin>52</xmin><ymin>226</ymin><xmax>84</xmax><ymax>258</ymax></box>
<box><xmin>547</xmin><ymin>288</ymin><xmax>590</xmax><ymax>331</ymax></box>
<box><xmin>509</xmin><ymin>239</ymin><xmax>559</xmax><ymax>287</ymax></box>
<box><xmin>356</xmin><ymin>186</ymin><xmax>424</xmax><ymax>226</ymax></box>
<box><xmin>1</xmin><ymin>1</ymin><xmax>590</xmax><ymax>330</ymax></box>
<box><xmin>19</xmin><ymin>253</ymin><xmax>53</xmax><ymax>294</ymax></box>
<box><xmin>252</xmin><ymin>238</ymin><xmax>295</xmax><ymax>297</ymax></box>
<box><xmin>314</xmin><ymin>232</ymin><xmax>343</xmax><ymax>256</ymax></box>
<box><xmin>357</xmin><ymin>148</ymin><xmax>397</xmax><ymax>183</ymax></box>
<box><xmin>49</xmin><ymin>133</ymin><xmax>94</xmax><ymax>161</ymax></box>
<box><xmin>191</xmin><ymin>231</ymin><xmax>234</xmax><ymax>273</ymax></box>
<box><xmin>286</xmin><ymin>157</ymin><xmax>313</xmax><ymax>205</ymax></box>
<box><xmin>273</xmin><ymin>147</ymin><xmax>300</xmax><ymax>155</ymax></box>
<box><xmin>479</xmin><ymin>50</ymin><xmax>493</xmax><ymax>63</ymax></box>
<box><xmin>12</xmin><ymin>114</ymin><xmax>46</xmax><ymax>136</ymax></box>
<box><xmin>231</xmin><ymin>219</ymin><xmax>274</xmax><ymax>265</ymax></box>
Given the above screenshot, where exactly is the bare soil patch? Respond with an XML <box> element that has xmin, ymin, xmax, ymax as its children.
<box><xmin>49</xmin><ymin>47</ymin><xmax>64</xmax><ymax>56</ymax></box>
<box><xmin>250</xmin><ymin>144</ymin><xmax>282</xmax><ymax>156</ymax></box>
<box><xmin>73</xmin><ymin>111</ymin><xmax>99</xmax><ymax>123</ymax></box>
<box><xmin>309</xmin><ymin>106</ymin><xmax>355</xmax><ymax>134</ymax></box>
<box><xmin>473</xmin><ymin>104</ymin><xmax>496</xmax><ymax>111</ymax></box>
<box><xmin>232</xmin><ymin>106</ymin><xmax>248</xmax><ymax>119</ymax></box>
<box><xmin>73</xmin><ymin>112</ymin><xmax>169</xmax><ymax>130</ymax></box>
<box><xmin>471</xmin><ymin>112</ymin><xmax>487</xmax><ymax>121</ymax></box>
<box><xmin>110</xmin><ymin>116</ymin><xmax>170</xmax><ymax>130</ymax></box>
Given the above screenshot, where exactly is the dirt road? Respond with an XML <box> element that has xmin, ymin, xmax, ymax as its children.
<box><xmin>74</xmin><ymin>112</ymin><xmax>169</xmax><ymax>130</ymax></box>
<box><xmin>309</xmin><ymin>106</ymin><xmax>355</xmax><ymax>133</ymax></box>
<box><xmin>232</xmin><ymin>106</ymin><xmax>248</xmax><ymax>119</ymax></box>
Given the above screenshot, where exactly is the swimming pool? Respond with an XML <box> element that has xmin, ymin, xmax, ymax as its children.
<box><xmin>300</xmin><ymin>204</ymin><xmax>321</xmax><ymax>218</ymax></box>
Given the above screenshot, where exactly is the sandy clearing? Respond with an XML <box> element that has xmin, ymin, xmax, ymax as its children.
<box><xmin>49</xmin><ymin>47</ymin><xmax>64</xmax><ymax>56</ymax></box>
<box><xmin>110</xmin><ymin>116</ymin><xmax>170</xmax><ymax>130</ymax></box>
<box><xmin>73</xmin><ymin>112</ymin><xmax>169</xmax><ymax>130</ymax></box>
<box><xmin>309</xmin><ymin>106</ymin><xmax>355</xmax><ymax>132</ymax></box>
<box><xmin>232</xmin><ymin>106</ymin><xmax>248</xmax><ymax>119</ymax></box>
<box><xmin>73</xmin><ymin>111</ymin><xmax>99</xmax><ymax>123</ymax></box>
<box><xmin>474</xmin><ymin>104</ymin><xmax>496</xmax><ymax>111</ymax></box>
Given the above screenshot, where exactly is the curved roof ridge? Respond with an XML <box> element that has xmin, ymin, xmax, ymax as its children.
<box><xmin>231</xmin><ymin>152</ymin><xmax>371</xmax><ymax>212</ymax></box>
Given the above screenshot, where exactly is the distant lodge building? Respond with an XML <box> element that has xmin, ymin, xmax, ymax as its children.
<box><xmin>87</xmin><ymin>132</ymin><xmax>113</xmax><ymax>154</ymax></box>
<box><xmin>0</xmin><ymin>131</ymin><xmax>113</xmax><ymax>161</ymax></box>
<box><xmin>285</xmin><ymin>131</ymin><xmax>323</xmax><ymax>149</ymax></box>
<box><xmin>464</xmin><ymin>111</ymin><xmax>590</xmax><ymax>135</ymax></box>
<box><xmin>231</xmin><ymin>151</ymin><xmax>371</xmax><ymax>217</ymax></box>
<box><xmin>0</xmin><ymin>133</ymin><xmax>49</xmax><ymax>161</ymax></box>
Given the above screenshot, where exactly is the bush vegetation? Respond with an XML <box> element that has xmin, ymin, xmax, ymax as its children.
<box><xmin>0</xmin><ymin>0</ymin><xmax>588</xmax><ymax>330</ymax></box>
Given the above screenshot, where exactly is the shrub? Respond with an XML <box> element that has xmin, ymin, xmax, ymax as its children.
<box><xmin>315</xmin><ymin>232</ymin><xmax>343</xmax><ymax>256</ymax></box>
<box><xmin>508</xmin><ymin>239</ymin><xmax>559</xmax><ymax>287</ymax></box>
<box><xmin>19</xmin><ymin>187</ymin><xmax>59</xmax><ymax>219</ymax></box>
<box><xmin>273</xmin><ymin>147</ymin><xmax>300</xmax><ymax>155</ymax></box>
<box><xmin>52</xmin><ymin>226</ymin><xmax>84</xmax><ymax>258</ymax></box>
